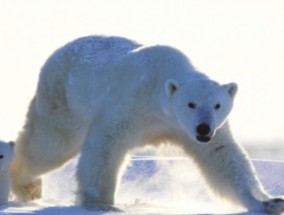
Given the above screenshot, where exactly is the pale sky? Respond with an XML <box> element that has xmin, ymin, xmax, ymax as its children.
<box><xmin>0</xmin><ymin>0</ymin><xmax>284</xmax><ymax>145</ymax></box>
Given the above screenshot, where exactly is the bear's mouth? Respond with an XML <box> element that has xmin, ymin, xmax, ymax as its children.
<box><xmin>196</xmin><ymin>135</ymin><xmax>211</xmax><ymax>143</ymax></box>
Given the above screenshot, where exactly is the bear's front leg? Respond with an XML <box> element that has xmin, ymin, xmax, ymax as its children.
<box><xmin>185</xmin><ymin>123</ymin><xmax>284</xmax><ymax>214</ymax></box>
<box><xmin>76</xmin><ymin>124</ymin><xmax>128</xmax><ymax>211</ymax></box>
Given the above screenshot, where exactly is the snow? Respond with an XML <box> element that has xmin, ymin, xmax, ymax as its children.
<box><xmin>0</xmin><ymin>156</ymin><xmax>283</xmax><ymax>215</ymax></box>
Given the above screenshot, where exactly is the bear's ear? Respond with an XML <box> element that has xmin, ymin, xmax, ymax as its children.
<box><xmin>223</xmin><ymin>82</ymin><xmax>238</xmax><ymax>99</ymax></box>
<box><xmin>8</xmin><ymin>141</ymin><xmax>15</xmax><ymax>149</ymax></box>
<box><xmin>165</xmin><ymin>79</ymin><xmax>179</xmax><ymax>96</ymax></box>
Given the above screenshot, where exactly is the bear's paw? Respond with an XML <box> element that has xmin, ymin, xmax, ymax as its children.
<box><xmin>263</xmin><ymin>197</ymin><xmax>284</xmax><ymax>215</ymax></box>
<box><xmin>83</xmin><ymin>203</ymin><xmax>123</xmax><ymax>212</ymax></box>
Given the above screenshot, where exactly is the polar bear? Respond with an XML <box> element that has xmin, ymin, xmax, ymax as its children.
<box><xmin>0</xmin><ymin>141</ymin><xmax>14</xmax><ymax>205</ymax></box>
<box><xmin>10</xmin><ymin>36</ymin><xmax>284</xmax><ymax>213</ymax></box>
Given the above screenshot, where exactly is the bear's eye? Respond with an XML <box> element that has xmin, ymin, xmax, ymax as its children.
<box><xmin>188</xmin><ymin>102</ymin><xmax>197</xmax><ymax>109</ymax></box>
<box><xmin>214</xmin><ymin>103</ymin><xmax>221</xmax><ymax>110</ymax></box>
<box><xmin>0</xmin><ymin>155</ymin><xmax>3</xmax><ymax>159</ymax></box>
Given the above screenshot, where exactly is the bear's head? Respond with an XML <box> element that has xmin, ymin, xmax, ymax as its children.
<box><xmin>165</xmin><ymin>78</ymin><xmax>237</xmax><ymax>144</ymax></box>
<box><xmin>0</xmin><ymin>141</ymin><xmax>15</xmax><ymax>172</ymax></box>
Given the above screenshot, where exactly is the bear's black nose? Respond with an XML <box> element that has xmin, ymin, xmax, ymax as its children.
<box><xmin>196</xmin><ymin>123</ymin><xmax>211</xmax><ymax>136</ymax></box>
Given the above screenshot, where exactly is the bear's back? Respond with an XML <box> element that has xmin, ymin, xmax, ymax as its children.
<box><xmin>39</xmin><ymin>36</ymin><xmax>141</xmax><ymax>92</ymax></box>
<box><xmin>35</xmin><ymin>36</ymin><xmax>140</xmax><ymax>118</ymax></box>
<box><xmin>49</xmin><ymin>36</ymin><xmax>141</xmax><ymax>70</ymax></box>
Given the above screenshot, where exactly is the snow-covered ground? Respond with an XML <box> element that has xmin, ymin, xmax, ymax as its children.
<box><xmin>0</xmin><ymin>154</ymin><xmax>283</xmax><ymax>215</ymax></box>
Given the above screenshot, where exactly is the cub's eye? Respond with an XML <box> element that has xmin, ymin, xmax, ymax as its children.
<box><xmin>188</xmin><ymin>102</ymin><xmax>197</xmax><ymax>109</ymax></box>
<box><xmin>0</xmin><ymin>155</ymin><xmax>3</xmax><ymax>159</ymax></box>
<box><xmin>214</xmin><ymin>103</ymin><xmax>221</xmax><ymax>110</ymax></box>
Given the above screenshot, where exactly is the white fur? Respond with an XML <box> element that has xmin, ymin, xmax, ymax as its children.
<box><xmin>11</xmin><ymin>36</ymin><xmax>284</xmax><ymax>213</ymax></box>
<box><xmin>0</xmin><ymin>141</ymin><xmax>14</xmax><ymax>205</ymax></box>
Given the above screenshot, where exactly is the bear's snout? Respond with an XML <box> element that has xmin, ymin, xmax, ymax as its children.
<box><xmin>196</xmin><ymin>123</ymin><xmax>212</xmax><ymax>143</ymax></box>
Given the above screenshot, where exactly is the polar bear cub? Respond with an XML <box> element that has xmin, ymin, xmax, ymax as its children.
<box><xmin>0</xmin><ymin>141</ymin><xmax>14</xmax><ymax>204</ymax></box>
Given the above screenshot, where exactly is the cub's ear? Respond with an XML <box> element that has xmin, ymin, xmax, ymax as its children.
<box><xmin>223</xmin><ymin>82</ymin><xmax>238</xmax><ymax>98</ymax></box>
<box><xmin>8</xmin><ymin>141</ymin><xmax>15</xmax><ymax>149</ymax></box>
<box><xmin>165</xmin><ymin>79</ymin><xmax>179</xmax><ymax>96</ymax></box>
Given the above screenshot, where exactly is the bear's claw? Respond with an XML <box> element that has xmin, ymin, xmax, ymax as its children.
<box><xmin>263</xmin><ymin>197</ymin><xmax>284</xmax><ymax>215</ymax></box>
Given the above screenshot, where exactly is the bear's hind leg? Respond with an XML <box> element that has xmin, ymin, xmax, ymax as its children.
<box><xmin>11</xmin><ymin>174</ymin><xmax>42</xmax><ymax>202</ymax></box>
<box><xmin>11</xmin><ymin>116</ymin><xmax>85</xmax><ymax>202</ymax></box>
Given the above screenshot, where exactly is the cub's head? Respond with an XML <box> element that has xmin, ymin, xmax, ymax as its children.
<box><xmin>165</xmin><ymin>79</ymin><xmax>237</xmax><ymax>144</ymax></box>
<box><xmin>0</xmin><ymin>141</ymin><xmax>15</xmax><ymax>171</ymax></box>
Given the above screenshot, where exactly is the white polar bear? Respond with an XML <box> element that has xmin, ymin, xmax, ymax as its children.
<box><xmin>10</xmin><ymin>36</ymin><xmax>284</xmax><ymax>213</ymax></box>
<box><xmin>0</xmin><ymin>141</ymin><xmax>14</xmax><ymax>205</ymax></box>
